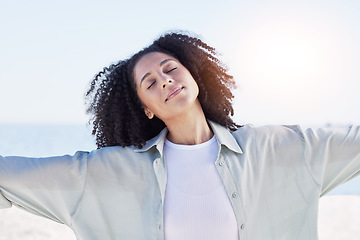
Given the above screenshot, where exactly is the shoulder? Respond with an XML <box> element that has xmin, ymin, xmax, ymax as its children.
<box><xmin>86</xmin><ymin>145</ymin><xmax>156</xmax><ymax>166</ymax></box>
<box><xmin>231</xmin><ymin>124</ymin><xmax>305</xmax><ymax>149</ymax></box>
<box><xmin>232</xmin><ymin>124</ymin><xmax>303</xmax><ymax>138</ymax></box>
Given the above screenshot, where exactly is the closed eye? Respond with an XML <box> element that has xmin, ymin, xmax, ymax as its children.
<box><xmin>147</xmin><ymin>81</ymin><xmax>156</xmax><ymax>89</ymax></box>
<box><xmin>166</xmin><ymin>67</ymin><xmax>177</xmax><ymax>73</ymax></box>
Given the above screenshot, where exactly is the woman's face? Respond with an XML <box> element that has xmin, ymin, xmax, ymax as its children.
<box><xmin>133</xmin><ymin>52</ymin><xmax>199</xmax><ymax>122</ymax></box>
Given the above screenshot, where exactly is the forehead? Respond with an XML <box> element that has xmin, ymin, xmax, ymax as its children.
<box><xmin>134</xmin><ymin>52</ymin><xmax>175</xmax><ymax>73</ymax></box>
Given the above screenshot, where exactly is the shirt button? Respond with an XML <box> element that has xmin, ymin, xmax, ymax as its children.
<box><xmin>155</xmin><ymin>159</ymin><xmax>160</xmax><ymax>165</ymax></box>
<box><xmin>158</xmin><ymin>224</ymin><xmax>162</xmax><ymax>230</ymax></box>
<box><xmin>219</xmin><ymin>161</ymin><xmax>225</xmax><ymax>166</ymax></box>
<box><xmin>232</xmin><ymin>192</ymin><xmax>238</xmax><ymax>198</ymax></box>
<box><xmin>240</xmin><ymin>224</ymin><xmax>245</xmax><ymax>230</ymax></box>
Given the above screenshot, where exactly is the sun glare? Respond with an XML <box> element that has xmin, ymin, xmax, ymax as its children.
<box><xmin>242</xmin><ymin>22</ymin><xmax>327</xmax><ymax>85</ymax></box>
<box><xmin>259</xmin><ymin>34</ymin><xmax>318</xmax><ymax>73</ymax></box>
<box><xmin>230</xmin><ymin>15</ymin><xmax>348</xmax><ymax>124</ymax></box>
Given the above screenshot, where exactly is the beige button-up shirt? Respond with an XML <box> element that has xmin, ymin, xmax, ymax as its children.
<box><xmin>1</xmin><ymin>121</ymin><xmax>360</xmax><ymax>239</ymax></box>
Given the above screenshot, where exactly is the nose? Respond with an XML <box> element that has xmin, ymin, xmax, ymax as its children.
<box><xmin>162</xmin><ymin>79</ymin><xmax>173</xmax><ymax>89</ymax></box>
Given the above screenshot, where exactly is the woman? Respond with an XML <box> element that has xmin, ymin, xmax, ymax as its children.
<box><xmin>1</xmin><ymin>32</ymin><xmax>360</xmax><ymax>240</ymax></box>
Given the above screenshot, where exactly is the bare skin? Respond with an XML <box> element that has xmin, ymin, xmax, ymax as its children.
<box><xmin>133</xmin><ymin>52</ymin><xmax>213</xmax><ymax>145</ymax></box>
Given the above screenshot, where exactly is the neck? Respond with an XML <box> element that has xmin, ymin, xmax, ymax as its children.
<box><xmin>164</xmin><ymin>101</ymin><xmax>213</xmax><ymax>145</ymax></box>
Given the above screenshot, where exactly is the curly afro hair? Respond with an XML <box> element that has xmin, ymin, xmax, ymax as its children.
<box><xmin>85</xmin><ymin>31</ymin><xmax>241</xmax><ymax>149</ymax></box>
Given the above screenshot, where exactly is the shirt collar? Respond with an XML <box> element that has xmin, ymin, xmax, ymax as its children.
<box><xmin>134</xmin><ymin>120</ymin><xmax>243</xmax><ymax>154</ymax></box>
<box><xmin>209</xmin><ymin>120</ymin><xmax>243</xmax><ymax>154</ymax></box>
<box><xmin>134</xmin><ymin>127</ymin><xmax>168</xmax><ymax>154</ymax></box>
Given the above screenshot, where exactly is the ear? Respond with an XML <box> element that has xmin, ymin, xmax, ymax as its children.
<box><xmin>144</xmin><ymin>108</ymin><xmax>154</xmax><ymax>119</ymax></box>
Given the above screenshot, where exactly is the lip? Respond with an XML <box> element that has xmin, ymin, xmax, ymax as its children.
<box><xmin>165</xmin><ymin>87</ymin><xmax>184</xmax><ymax>102</ymax></box>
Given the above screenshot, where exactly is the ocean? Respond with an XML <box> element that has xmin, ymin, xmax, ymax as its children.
<box><xmin>0</xmin><ymin>124</ymin><xmax>359</xmax><ymax>195</ymax></box>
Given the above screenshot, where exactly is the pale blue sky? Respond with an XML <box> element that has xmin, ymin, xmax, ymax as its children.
<box><xmin>1</xmin><ymin>0</ymin><xmax>359</xmax><ymax>126</ymax></box>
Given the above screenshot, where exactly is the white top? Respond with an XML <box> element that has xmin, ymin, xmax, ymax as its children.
<box><xmin>163</xmin><ymin>135</ymin><xmax>239</xmax><ymax>240</ymax></box>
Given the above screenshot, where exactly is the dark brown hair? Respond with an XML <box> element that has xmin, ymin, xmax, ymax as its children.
<box><xmin>86</xmin><ymin>32</ymin><xmax>240</xmax><ymax>148</ymax></box>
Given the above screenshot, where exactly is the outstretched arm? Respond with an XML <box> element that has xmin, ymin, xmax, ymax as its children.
<box><xmin>0</xmin><ymin>151</ymin><xmax>88</xmax><ymax>225</ymax></box>
<box><xmin>300</xmin><ymin>125</ymin><xmax>360</xmax><ymax>196</ymax></box>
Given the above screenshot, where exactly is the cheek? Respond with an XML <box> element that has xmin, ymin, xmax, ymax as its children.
<box><xmin>135</xmin><ymin>88</ymin><xmax>148</xmax><ymax>107</ymax></box>
<box><xmin>136</xmin><ymin>89</ymin><xmax>157</xmax><ymax>111</ymax></box>
<box><xmin>183</xmin><ymin>71</ymin><xmax>197</xmax><ymax>87</ymax></box>
<box><xmin>188</xmin><ymin>76</ymin><xmax>199</xmax><ymax>94</ymax></box>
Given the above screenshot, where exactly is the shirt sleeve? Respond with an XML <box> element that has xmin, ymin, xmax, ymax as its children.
<box><xmin>0</xmin><ymin>151</ymin><xmax>88</xmax><ymax>225</ymax></box>
<box><xmin>300</xmin><ymin>125</ymin><xmax>360</xmax><ymax>196</ymax></box>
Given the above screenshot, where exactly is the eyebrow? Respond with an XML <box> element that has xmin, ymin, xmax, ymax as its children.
<box><xmin>140</xmin><ymin>59</ymin><xmax>175</xmax><ymax>86</ymax></box>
